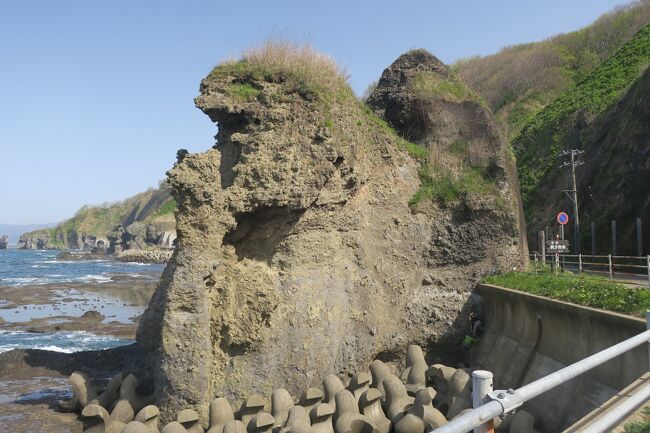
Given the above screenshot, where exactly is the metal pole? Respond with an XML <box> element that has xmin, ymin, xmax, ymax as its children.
<box><xmin>637</xmin><ymin>217</ymin><xmax>643</xmax><ymax>256</ymax></box>
<box><xmin>612</xmin><ymin>220</ymin><xmax>617</xmax><ymax>256</ymax></box>
<box><xmin>591</xmin><ymin>221</ymin><xmax>596</xmax><ymax>255</ymax></box>
<box><xmin>539</xmin><ymin>230</ymin><xmax>546</xmax><ymax>265</ymax></box>
<box><xmin>609</xmin><ymin>254</ymin><xmax>613</xmax><ymax>280</ymax></box>
<box><xmin>432</xmin><ymin>328</ymin><xmax>650</xmax><ymax>433</ymax></box>
<box><xmin>555</xmin><ymin>253</ymin><xmax>559</xmax><ymax>277</ymax></box>
<box><xmin>561</xmin><ymin>224</ymin><xmax>565</xmax><ymax>240</ymax></box>
<box><xmin>534</xmin><ymin>252</ymin><xmax>538</xmax><ymax>275</ymax></box>
<box><xmin>579</xmin><ymin>380</ymin><xmax>650</xmax><ymax>433</ymax></box>
<box><xmin>472</xmin><ymin>371</ymin><xmax>495</xmax><ymax>433</ymax></box>
<box><xmin>647</xmin><ymin>255</ymin><xmax>650</xmax><ymax>290</ymax></box>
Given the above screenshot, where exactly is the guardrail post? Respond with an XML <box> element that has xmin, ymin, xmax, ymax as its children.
<box><xmin>609</xmin><ymin>254</ymin><xmax>613</xmax><ymax>280</ymax></box>
<box><xmin>539</xmin><ymin>231</ymin><xmax>546</xmax><ymax>265</ymax></box>
<box><xmin>647</xmin><ymin>310</ymin><xmax>650</xmax><ymax>368</ymax></box>
<box><xmin>534</xmin><ymin>252</ymin><xmax>538</xmax><ymax>274</ymax></box>
<box><xmin>579</xmin><ymin>253</ymin><xmax>582</xmax><ymax>275</ymax></box>
<box><xmin>472</xmin><ymin>370</ymin><xmax>495</xmax><ymax>433</ymax></box>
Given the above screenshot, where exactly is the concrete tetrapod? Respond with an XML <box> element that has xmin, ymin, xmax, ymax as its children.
<box><xmin>369</xmin><ymin>361</ymin><xmax>391</xmax><ymax>399</ymax></box>
<box><xmin>358</xmin><ymin>389</ymin><xmax>390</xmax><ymax>433</ymax></box>
<box><xmin>178</xmin><ymin>408</ymin><xmax>205</xmax><ymax>433</ymax></box>
<box><xmin>333</xmin><ymin>390</ymin><xmax>375</xmax><ymax>433</ymax></box>
<box><xmin>120</xmin><ymin>374</ymin><xmax>155</xmax><ymax>413</ymax></box>
<box><xmin>426</xmin><ymin>365</ymin><xmax>455</xmax><ymax>409</ymax></box>
<box><xmin>348</xmin><ymin>373</ymin><xmax>371</xmax><ymax>402</ymax></box>
<box><xmin>90</xmin><ymin>373</ymin><xmax>125</xmax><ymax>410</ymax></box>
<box><xmin>207</xmin><ymin>398</ymin><xmax>235</xmax><ymax>433</ymax></box>
<box><xmin>309</xmin><ymin>403</ymin><xmax>335</xmax><ymax>433</ymax></box>
<box><xmin>401</xmin><ymin>346</ymin><xmax>426</xmax><ymax>384</ymax></box>
<box><xmin>382</xmin><ymin>375</ymin><xmax>414</xmax><ymax>421</ymax></box>
<box><xmin>246</xmin><ymin>413</ymin><xmax>275</xmax><ymax>433</ymax></box>
<box><xmin>64</xmin><ymin>371</ymin><xmax>98</xmax><ymax>412</ymax></box>
<box><xmin>280</xmin><ymin>406</ymin><xmax>311</xmax><ymax>433</ymax></box>
<box><xmin>222</xmin><ymin>420</ymin><xmax>247</xmax><ymax>433</ymax></box>
<box><xmin>161</xmin><ymin>422</ymin><xmax>188</xmax><ymax>433</ymax></box>
<box><xmin>442</xmin><ymin>369</ymin><xmax>471</xmax><ymax>419</ymax></box>
<box><xmin>122</xmin><ymin>421</ymin><xmax>151</xmax><ymax>433</ymax></box>
<box><xmin>240</xmin><ymin>395</ymin><xmax>266</xmax><ymax>430</ymax></box>
<box><xmin>323</xmin><ymin>375</ymin><xmax>346</xmax><ymax>410</ymax></box>
<box><xmin>299</xmin><ymin>388</ymin><xmax>324</xmax><ymax>415</ymax></box>
<box><xmin>404</xmin><ymin>347</ymin><xmax>427</xmax><ymax>396</ymax></box>
<box><xmin>411</xmin><ymin>389</ymin><xmax>446</xmax><ymax>429</ymax></box>
<box><xmin>272</xmin><ymin>389</ymin><xmax>295</xmax><ymax>428</ymax></box>
<box><xmin>111</xmin><ymin>399</ymin><xmax>135</xmax><ymax>424</ymax></box>
<box><xmin>135</xmin><ymin>405</ymin><xmax>161</xmax><ymax>433</ymax></box>
<box><xmin>81</xmin><ymin>404</ymin><xmax>126</xmax><ymax>433</ymax></box>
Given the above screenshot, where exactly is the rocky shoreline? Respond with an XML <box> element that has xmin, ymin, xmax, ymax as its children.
<box><xmin>115</xmin><ymin>249</ymin><xmax>172</xmax><ymax>264</ymax></box>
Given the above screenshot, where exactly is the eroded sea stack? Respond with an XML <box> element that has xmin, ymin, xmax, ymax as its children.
<box><xmin>137</xmin><ymin>44</ymin><xmax>527</xmax><ymax>422</ymax></box>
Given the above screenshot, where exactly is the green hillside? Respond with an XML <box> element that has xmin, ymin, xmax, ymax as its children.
<box><xmin>514</xmin><ymin>23</ymin><xmax>650</xmax><ymax>214</ymax></box>
<box><xmin>456</xmin><ymin>0</ymin><xmax>650</xmax><ymax>140</ymax></box>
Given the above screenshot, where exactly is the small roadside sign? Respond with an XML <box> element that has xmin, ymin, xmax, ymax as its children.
<box><xmin>547</xmin><ymin>239</ymin><xmax>570</xmax><ymax>253</ymax></box>
<box><xmin>557</xmin><ymin>212</ymin><xmax>569</xmax><ymax>225</ymax></box>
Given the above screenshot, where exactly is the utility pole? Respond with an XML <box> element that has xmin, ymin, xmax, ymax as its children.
<box><xmin>560</xmin><ymin>149</ymin><xmax>584</xmax><ymax>253</ymax></box>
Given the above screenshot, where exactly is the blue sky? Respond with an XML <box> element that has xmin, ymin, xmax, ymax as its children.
<box><xmin>0</xmin><ymin>0</ymin><xmax>633</xmax><ymax>224</ymax></box>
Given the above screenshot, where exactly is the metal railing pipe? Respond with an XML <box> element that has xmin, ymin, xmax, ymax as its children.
<box><xmin>431</xmin><ymin>328</ymin><xmax>650</xmax><ymax>433</ymax></box>
<box><xmin>578</xmin><ymin>379</ymin><xmax>650</xmax><ymax>433</ymax></box>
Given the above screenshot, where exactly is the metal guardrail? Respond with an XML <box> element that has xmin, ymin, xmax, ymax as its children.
<box><xmin>430</xmin><ymin>311</ymin><xmax>650</xmax><ymax>433</ymax></box>
<box><xmin>527</xmin><ymin>253</ymin><xmax>650</xmax><ymax>288</ymax></box>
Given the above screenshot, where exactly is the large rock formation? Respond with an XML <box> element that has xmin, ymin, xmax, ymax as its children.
<box><xmin>0</xmin><ymin>235</ymin><xmax>7</xmax><ymax>249</ymax></box>
<box><xmin>137</xmin><ymin>45</ymin><xmax>526</xmax><ymax>423</ymax></box>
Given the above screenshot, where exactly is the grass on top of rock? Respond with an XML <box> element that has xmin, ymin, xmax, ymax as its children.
<box><xmin>410</xmin><ymin>70</ymin><xmax>488</xmax><ymax>108</ymax></box>
<box><xmin>484</xmin><ymin>270</ymin><xmax>650</xmax><ymax>316</ymax></box>
<box><xmin>209</xmin><ymin>40</ymin><xmax>350</xmax><ymax>102</ymax></box>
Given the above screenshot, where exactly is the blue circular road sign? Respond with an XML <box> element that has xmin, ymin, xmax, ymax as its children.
<box><xmin>557</xmin><ymin>212</ymin><xmax>569</xmax><ymax>225</ymax></box>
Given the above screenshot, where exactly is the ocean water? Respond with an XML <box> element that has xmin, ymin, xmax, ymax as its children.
<box><xmin>0</xmin><ymin>330</ymin><xmax>134</xmax><ymax>353</ymax></box>
<box><xmin>0</xmin><ymin>249</ymin><xmax>165</xmax><ymax>353</ymax></box>
<box><xmin>0</xmin><ymin>249</ymin><xmax>164</xmax><ymax>286</ymax></box>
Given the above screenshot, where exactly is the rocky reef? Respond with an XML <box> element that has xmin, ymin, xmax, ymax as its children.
<box><xmin>0</xmin><ymin>234</ymin><xmax>8</xmax><ymax>249</ymax></box>
<box><xmin>136</xmin><ymin>44</ymin><xmax>526</xmax><ymax>423</ymax></box>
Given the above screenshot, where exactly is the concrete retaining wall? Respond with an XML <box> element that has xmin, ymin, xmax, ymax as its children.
<box><xmin>475</xmin><ymin>284</ymin><xmax>648</xmax><ymax>432</ymax></box>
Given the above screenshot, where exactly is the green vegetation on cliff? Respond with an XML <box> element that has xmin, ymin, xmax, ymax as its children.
<box><xmin>514</xmin><ymin>23</ymin><xmax>650</xmax><ymax>213</ymax></box>
<box><xmin>21</xmin><ymin>183</ymin><xmax>176</xmax><ymax>249</ymax></box>
<box><xmin>456</xmin><ymin>0</ymin><xmax>650</xmax><ymax>139</ymax></box>
<box><xmin>484</xmin><ymin>272</ymin><xmax>650</xmax><ymax>315</ymax></box>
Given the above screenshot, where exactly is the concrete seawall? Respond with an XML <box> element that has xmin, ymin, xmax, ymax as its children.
<box><xmin>475</xmin><ymin>283</ymin><xmax>648</xmax><ymax>432</ymax></box>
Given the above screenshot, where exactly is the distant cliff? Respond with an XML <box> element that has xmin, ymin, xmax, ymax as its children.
<box><xmin>18</xmin><ymin>183</ymin><xmax>177</xmax><ymax>251</ymax></box>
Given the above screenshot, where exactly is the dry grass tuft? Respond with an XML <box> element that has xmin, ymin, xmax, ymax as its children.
<box><xmin>211</xmin><ymin>40</ymin><xmax>349</xmax><ymax>99</ymax></box>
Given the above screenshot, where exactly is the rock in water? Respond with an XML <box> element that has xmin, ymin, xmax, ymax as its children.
<box><xmin>0</xmin><ymin>235</ymin><xmax>8</xmax><ymax>249</ymax></box>
<box><xmin>137</xmin><ymin>44</ymin><xmax>526</xmax><ymax>423</ymax></box>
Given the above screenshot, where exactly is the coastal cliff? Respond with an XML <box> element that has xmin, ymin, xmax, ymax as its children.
<box><xmin>137</xmin><ymin>43</ymin><xmax>527</xmax><ymax>422</ymax></box>
<box><xmin>18</xmin><ymin>184</ymin><xmax>176</xmax><ymax>251</ymax></box>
